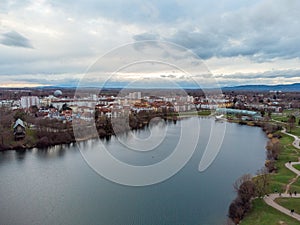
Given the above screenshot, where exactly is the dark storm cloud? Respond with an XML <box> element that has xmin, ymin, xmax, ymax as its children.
<box><xmin>0</xmin><ymin>31</ymin><xmax>33</xmax><ymax>48</ymax></box>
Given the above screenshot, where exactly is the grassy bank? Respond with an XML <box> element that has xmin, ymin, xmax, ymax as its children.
<box><xmin>241</xmin><ymin>199</ymin><xmax>300</xmax><ymax>225</ymax></box>
<box><xmin>275</xmin><ymin>198</ymin><xmax>300</xmax><ymax>214</ymax></box>
<box><xmin>290</xmin><ymin>127</ymin><xmax>300</xmax><ymax>137</ymax></box>
<box><xmin>240</xmin><ymin>129</ymin><xmax>300</xmax><ymax>224</ymax></box>
<box><xmin>175</xmin><ymin>110</ymin><xmax>211</xmax><ymax>117</ymax></box>
<box><xmin>293</xmin><ymin>164</ymin><xmax>300</xmax><ymax>171</ymax></box>
<box><xmin>269</xmin><ymin>134</ymin><xmax>300</xmax><ymax>193</ymax></box>
<box><xmin>197</xmin><ymin>110</ymin><xmax>211</xmax><ymax>116</ymax></box>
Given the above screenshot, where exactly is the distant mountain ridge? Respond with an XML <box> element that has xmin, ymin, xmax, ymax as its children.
<box><xmin>222</xmin><ymin>83</ymin><xmax>300</xmax><ymax>92</ymax></box>
<box><xmin>2</xmin><ymin>83</ymin><xmax>299</xmax><ymax>92</ymax></box>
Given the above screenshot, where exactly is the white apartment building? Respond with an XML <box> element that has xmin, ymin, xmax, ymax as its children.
<box><xmin>20</xmin><ymin>96</ymin><xmax>40</xmax><ymax>108</ymax></box>
<box><xmin>128</xmin><ymin>92</ymin><xmax>141</xmax><ymax>99</ymax></box>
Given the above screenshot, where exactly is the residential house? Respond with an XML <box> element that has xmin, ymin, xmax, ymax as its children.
<box><xmin>13</xmin><ymin>118</ymin><xmax>26</xmax><ymax>140</ymax></box>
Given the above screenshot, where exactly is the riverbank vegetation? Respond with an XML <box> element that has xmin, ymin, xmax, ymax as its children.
<box><xmin>240</xmin><ymin>199</ymin><xmax>300</xmax><ymax>225</ymax></box>
<box><xmin>293</xmin><ymin>164</ymin><xmax>300</xmax><ymax>171</ymax></box>
<box><xmin>228</xmin><ymin>169</ymin><xmax>271</xmax><ymax>224</ymax></box>
<box><xmin>2</xmin><ymin>104</ymin><xmax>299</xmax><ymax>224</ymax></box>
<box><xmin>234</xmin><ymin>114</ymin><xmax>300</xmax><ymax>224</ymax></box>
<box><xmin>0</xmin><ymin>107</ymin><xmax>179</xmax><ymax>151</ymax></box>
<box><xmin>275</xmin><ymin>198</ymin><xmax>300</xmax><ymax>214</ymax></box>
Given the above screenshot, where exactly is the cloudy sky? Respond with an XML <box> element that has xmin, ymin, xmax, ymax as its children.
<box><xmin>0</xmin><ymin>0</ymin><xmax>300</xmax><ymax>88</ymax></box>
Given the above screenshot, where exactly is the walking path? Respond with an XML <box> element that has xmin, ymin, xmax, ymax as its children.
<box><xmin>263</xmin><ymin>129</ymin><xmax>300</xmax><ymax>221</ymax></box>
<box><xmin>264</xmin><ymin>192</ymin><xmax>300</xmax><ymax>221</ymax></box>
<box><xmin>281</xmin><ymin>128</ymin><xmax>300</xmax><ymax>150</ymax></box>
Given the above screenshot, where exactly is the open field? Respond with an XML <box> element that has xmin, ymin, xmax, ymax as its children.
<box><xmin>290</xmin><ymin>127</ymin><xmax>300</xmax><ymax>137</ymax></box>
<box><xmin>271</xmin><ymin>110</ymin><xmax>300</xmax><ymax>130</ymax></box>
<box><xmin>241</xmin><ymin>199</ymin><xmax>300</xmax><ymax>225</ymax></box>
<box><xmin>293</xmin><ymin>164</ymin><xmax>300</xmax><ymax>171</ymax></box>
<box><xmin>269</xmin><ymin>134</ymin><xmax>300</xmax><ymax>193</ymax></box>
<box><xmin>275</xmin><ymin>198</ymin><xmax>300</xmax><ymax>214</ymax></box>
<box><xmin>241</xmin><ymin>131</ymin><xmax>300</xmax><ymax>224</ymax></box>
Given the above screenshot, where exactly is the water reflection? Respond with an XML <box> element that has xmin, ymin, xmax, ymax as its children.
<box><xmin>32</xmin><ymin>144</ymin><xmax>70</xmax><ymax>160</ymax></box>
<box><xmin>0</xmin><ymin>118</ymin><xmax>268</xmax><ymax>225</ymax></box>
<box><xmin>15</xmin><ymin>150</ymin><xmax>26</xmax><ymax>162</ymax></box>
<box><xmin>0</xmin><ymin>145</ymin><xmax>72</xmax><ymax>163</ymax></box>
<box><xmin>0</xmin><ymin>151</ymin><xmax>16</xmax><ymax>165</ymax></box>
<box><xmin>96</xmin><ymin>134</ymin><xmax>111</xmax><ymax>142</ymax></box>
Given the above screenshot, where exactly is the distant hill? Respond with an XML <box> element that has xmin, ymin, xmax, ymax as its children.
<box><xmin>3</xmin><ymin>83</ymin><xmax>298</xmax><ymax>92</ymax></box>
<box><xmin>222</xmin><ymin>83</ymin><xmax>300</xmax><ymax>92</ymax></box>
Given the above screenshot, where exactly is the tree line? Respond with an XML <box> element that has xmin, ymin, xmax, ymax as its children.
<box><xmin>228</xmin><ymin>169</ymin><xmax>270</xmax><ymax>224</ymax></box>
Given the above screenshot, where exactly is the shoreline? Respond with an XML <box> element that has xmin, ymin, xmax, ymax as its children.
<box><xmin>1</xmin><ymin>113</ymin><xmax>283</xmax><ymax>223</ymax></box>
<box><xmin>238</xmin><ymin>122</ymin><xmax>300</xmax><ymax>223</ymax></box>
<box><xmin>0</xmin><ymin>114</ymin><xmax>181</xmax><ymax>152</ymax></box>
<box><xmin>0</xmin><ymin>114</ymin><xmax>273</xmax><ymax>153</ymax></box>
<box><xmin>1</xmin><ymin>115</ymin><xmax>276</xmax><ymax>166</ymax></box>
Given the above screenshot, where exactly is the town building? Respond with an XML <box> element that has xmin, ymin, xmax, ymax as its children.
<box><xmin>13</xmin><ymin>118</ymin><xmax>26</xmax><ymax>140</ymax></box>
<box><xmin>21</xmin><ymin>96</ymin><xmax>40</xmax><ymax>109</ymax></box>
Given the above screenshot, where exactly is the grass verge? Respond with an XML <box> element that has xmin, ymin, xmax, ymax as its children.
<box><xmin>275</xmin><ymin>198</ymin><xmax>300</xmax><ymax>214</ymax></box>
<box><xmin>293</xmin><ymin>164</ymin><xmax>300</xmax><ymax>171</ymax></box>
<box><xmin>241</xmin><ymin>199</ymin><xmax>300</xmax><ymax>225</ymax></box>
<box><xmin>240</xmin><ymin>132</ymin><xmax>300</xmax><ymax>224</ymax></box>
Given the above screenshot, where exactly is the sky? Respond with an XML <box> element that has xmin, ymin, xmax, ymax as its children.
<box><xmin>0</xmin><ymin>0</ymin><xmax>300</xmax><ymax>88</ymax></box>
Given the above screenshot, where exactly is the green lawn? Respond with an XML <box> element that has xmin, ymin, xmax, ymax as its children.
<box><xmin>283</xmin><ymin>109</ymin><xmax>300</xmax><ymax>115</ymax></box>
<box><xmin>275</xmin><ymin>198</ymin><xmax>300</xmax><ymax>214</ymax></box>
<box><xmin>281</xmin><ymin>135</ymin><xmax>296</xmax><ymax>146</ymax></box>
<box><xmin>176</xmin><ymin>110</ymin><xmax>212</xmax><ymax>116</ymax></box>
<box><xmin>241</xmin><ymin>199</ymin><xmax>300</xmax><ymax>225</ymax></box>
<box><xmin>272</xmin><ymin>115</ymin><xmax>288</xmax><ymax>123</ymax></box>
<box><xmin>278</xmin><ymin>135</ymin><xmax>300</xmax><ymax>193</ymax></box>
<box><xmin>269</xmin><ymin>135</ymin><xmax>300</xmax><ymax>193</ymax></box>
<box><xmin>241</xmin><ymin>132</ymin><xmax>300</xmax><ymax>224</ymax></box>
<box><xmin>290</xmin><ymin>127</ymin><xmax>300</xmax><ymax>137</ymax></box>
<box><xmin>290</xmin><ymin>178</ymin><xmax>300</xmax><ymax>194</ymax></box>
<box><xmin>197</xmin><ymin>110</ymin><xmax>211</xmax><ymax>116</ymax></box>
<box><xmin>274</xmin><ymin>134</ymin><xmax>300</xmax><ymax>196</ymax></box>
<box><xmin>271</xmin><ymin>111</ymin><xmax>300</xmax><ymax>131</ymax></box>
<box><xmin>293</xmin><ymin>164</ymin><xmax>300</xmax><ymax>171</ymax></box>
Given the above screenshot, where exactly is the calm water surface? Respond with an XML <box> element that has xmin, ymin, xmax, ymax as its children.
<box><xmin>0</xmin><ymin>117</ymin><xmax>267</xmax><ymax>225</ymax></box>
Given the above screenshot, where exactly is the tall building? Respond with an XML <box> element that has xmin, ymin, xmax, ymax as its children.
<box><xmin>129</xmin><ymin>92</ymin><xmax>141</xmax><ymax>99</ymax></box>
<box><xmin>20</xmin><ymin>96</ymin><xmax>40</xmax><ymax>109</ymax></box>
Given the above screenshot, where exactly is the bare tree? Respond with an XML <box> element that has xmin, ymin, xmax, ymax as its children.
<box><xmin>229</xmin><ymin>174</ymin><xmax>256</xmax><ymax>224</ymax></box>
<box><xmin>233</xmin><ymin>174</ymin><xmax>252</xmax><ymax>192</ymax></box>
<box><xmin>265</xmin><ymin>160</ymin><xmax>276</xmax><ymax>173</ymax></box>
<box><xmin>229</xmin><ymin>198</ymin><xmax>245</xmax><ymax>224</ymax></box>
<box><xmin>266</xmin><ymin>138</ymin><xmax>281</xmax><ymax>161</ymax></box>
<box><xmin>238</xmin><ymin>180</ymin><xmax>256</xmax><ymax>203</ymax></box>
<box><xmin>287</xmin><ymin>114</ymin><xmax>296</xmax><ymax>132</ymax></box>
<box><xmin>254</xmin><ymin>168</ymin><xmax>270</xmax><ymax>197</ymax></box>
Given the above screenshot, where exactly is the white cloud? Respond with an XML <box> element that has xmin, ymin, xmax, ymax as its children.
<box><xmin>0</xmin><ymin>0</ymin><xmax>300</xmax><ymax>87</ymax></box>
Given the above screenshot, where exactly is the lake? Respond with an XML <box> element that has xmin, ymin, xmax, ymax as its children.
<box><xmin>0</xmin><ymin>117</ymin><xmax>267</xmax><ymax>225</ymax></box>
